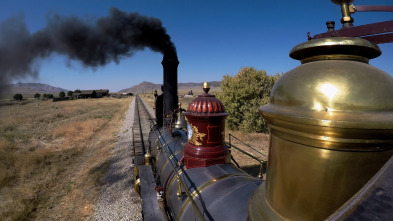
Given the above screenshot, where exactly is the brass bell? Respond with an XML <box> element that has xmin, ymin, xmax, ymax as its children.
<box><xmin>174</xmin><ymin>103</ymin><xmax>187</xmax><ymax>129</ymax></box>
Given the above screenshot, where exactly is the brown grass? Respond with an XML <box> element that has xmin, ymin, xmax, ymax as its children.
<box><xmin>139</xmin><ymin>93</ymin><xmax>155</xmax><ymax>108</ymax></box>
<box><xmin>0</xmin><ymin>98</ymin><xmax>131</xmax><ymax>220</ymax></box>
<box><xmin>226</xmin><ymin>130</ymin><xmax>269</xmax><ymax>178</ymax></box>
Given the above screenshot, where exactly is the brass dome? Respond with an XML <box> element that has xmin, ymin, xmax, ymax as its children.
<box><xmin>290</xmin><ymin>37</ymin><xmax>381</xmax><ymax>61</ymax></box>
<box><xmin>264</xmin><ymin>37</ymin><xmax>393</xmax><ymax>132</ymax></box>
<box><xmin>250</xmin><ymin>37</ymin><xmax>393</xmax><ymax>221</ymax></box>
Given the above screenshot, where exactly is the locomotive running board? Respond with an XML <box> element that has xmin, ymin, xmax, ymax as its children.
<box><xmin>138</xmin><ymin>165</ymin><xmax>166</xmax><ymax>221</ymax></box>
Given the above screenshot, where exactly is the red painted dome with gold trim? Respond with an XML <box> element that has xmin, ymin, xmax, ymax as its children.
<box><xmin>186</xmin><ymin>82</ymin><xmax>228</xmax><ymax>115</ymax></box>
<box><xmin>187</xmin><ymin>93</ymin><xmax>226</xmax><ymax>114</ymax></box>
<box><xmin>183</xmin><ymin>82</ymin><xmax>230</xmax><ymax>169</ymax></box>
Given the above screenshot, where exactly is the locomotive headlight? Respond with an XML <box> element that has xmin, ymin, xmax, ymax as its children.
<box><xmin>187</xmin><ymin>123</ymin><xmax>193</xmax><ymax>140</ymax></box>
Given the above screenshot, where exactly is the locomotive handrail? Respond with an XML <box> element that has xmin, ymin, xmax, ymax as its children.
<box><xmin>151</xmin><ymin>127</ymin><xmax>206</xmax><ymax>221</ymax></box>
<box><xmin>226</xmin><ymin>140</ymin><xmax>267</xmax><ymax>179</ymax></box>
<box><xmin>228</xmin><ymin>133</ymin><xmax>267</xmax><ymax>158</ymax></box>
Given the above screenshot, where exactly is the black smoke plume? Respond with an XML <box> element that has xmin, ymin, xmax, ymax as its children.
<box><xmin>0</xmin><ymin>8</ymin><xmax>176</xmax><ymax>94</ymax></box>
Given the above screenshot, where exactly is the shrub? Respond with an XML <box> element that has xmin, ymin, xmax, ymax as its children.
<box><xmin>13</xmin><ymin>93</ymin><xmax>23</xmax><ymax>101</ymax></box>
<box><xmin>34</xmin><ymin>93</ymin><xmax>41</xmax><ymax>99</ymax></box>
<box><xmin>217</xmin><ymin>67</ymin><xmax>280</xmax><ymax>133</ymax></box>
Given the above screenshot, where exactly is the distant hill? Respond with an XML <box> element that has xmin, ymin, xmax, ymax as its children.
<box><xmin>118</xmin><ymin>81</ymin><xmax>221</xmax><ymax>94</ymax></box>
<box><xmin>1</xmin><ymin>82</ymin><xmax>70</xmax><ymax>99</ymax></box>
<box><xmin>178</xmin><ymin>81</ymin><xmax>221</xmax><ymax>89</ymax></box>
<box><xmin>118</xmin><ymin>81</ymin><xmax>161</xmax><ymax>94</ymax></box>
<box><xmin>0</xmin><ymin>80</ymin><xmax>222</xmax><ymax>99</ymax></box>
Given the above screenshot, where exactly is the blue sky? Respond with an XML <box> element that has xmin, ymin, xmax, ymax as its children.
<box><xmin>0</xmin><ymin>0</ymin><xmax>392</xmax><ymax>92</ymax></box>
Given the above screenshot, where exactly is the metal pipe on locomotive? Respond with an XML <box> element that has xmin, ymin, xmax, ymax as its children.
<box><xmin>135</xmin><ymin>0</ymin><xmax>393</xmax><ymax>220</ymax></box>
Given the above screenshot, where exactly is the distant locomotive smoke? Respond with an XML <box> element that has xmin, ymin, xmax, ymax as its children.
<box><xmin>0</xmin><ymin>8</ymin><xmax>176</xmax><ymax>94</ymax></box>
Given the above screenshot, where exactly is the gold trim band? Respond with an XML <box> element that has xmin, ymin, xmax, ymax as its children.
<box><xmin>166</xmin><ymin>167</ymin><xmax>185</xmax><ymax>202</ymax></box>
<box><xmin>301</xmin><ymin>55</ymin><xmax>369</xmax><ymax>64</ymax></box>
<box><xmin>160</xmin><ymin>149</ymin><xmax>183</xmax><ymax>179</ymax></box>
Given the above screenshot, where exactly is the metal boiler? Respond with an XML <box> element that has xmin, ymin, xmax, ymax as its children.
<box><xmin>148</xmin><ymin>83</ymin><xmax>262</xmax><ymax>220</ymax></box>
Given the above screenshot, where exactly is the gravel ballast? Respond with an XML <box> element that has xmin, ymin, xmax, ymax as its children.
<box><xmin>94</xmin><ymin>97</ymin><xmax>154</xmax><ymax>220</ymax></box>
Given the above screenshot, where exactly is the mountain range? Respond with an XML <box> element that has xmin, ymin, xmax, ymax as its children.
<box><xmin>12</xmin><ymin>82</ymin><xmax>69</xmax><ymax>93</ymax></box>
<box><xmin>1</xmin><ymin>81</ymin><xmax>221</xmax><ymax>98</ymax></box>
<box><xmin>1</xmin><ymin>82</ymin><xmax>70</xmax><ymax>98</ymax></box>
<box><xmin>117</xmin><ymin>81</ymin><xmax>221</xmax><ymax>94</ymax></box>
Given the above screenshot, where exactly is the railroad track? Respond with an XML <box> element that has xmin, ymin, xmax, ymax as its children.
<box><xmin>132</xmin><ymin>95</ymin><xmax>168</xmax><ymax>220</ymax></box>
<box><xmin>133</xmin><ymin>95</ymin><xmax>155</xmax><ymax>159</ymax></box>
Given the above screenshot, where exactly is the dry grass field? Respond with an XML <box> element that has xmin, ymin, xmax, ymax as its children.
<box><xmin>0</xmin><ymin>97</ymin><xmax>131</xmax><ymax>220</ymax></box>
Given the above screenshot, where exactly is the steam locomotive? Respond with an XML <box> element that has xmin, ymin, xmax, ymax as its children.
<box><xmin>135</xmin><ymin>1</ymin><xmax>393</xmax><ymax>220</ymax></box>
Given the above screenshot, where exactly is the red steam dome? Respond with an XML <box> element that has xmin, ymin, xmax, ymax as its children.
<box><xmin>187</xmin><ymin>88</ymin><xmax>226</xmax><ymax>114</ymax></box>
<box><xmin>183</xmin><ymin>82</ymin><xmax>230</xmax><ymax>169</ymax></box>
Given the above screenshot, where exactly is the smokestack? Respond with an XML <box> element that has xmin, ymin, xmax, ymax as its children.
<box><xmin>161</xmin><ymin>52</ymin><xmax>179</xmax><ymax>118</ymax></box>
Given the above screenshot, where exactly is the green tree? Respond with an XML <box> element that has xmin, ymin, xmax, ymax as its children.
<box><xmin>67</xmin><ymin>91</ymin><xmax>73</xmax><ymax>97</ymax></box>
<box><xmin>34</xmin><ymin>93</ymin><xmax>41</xmax><ymax>99</ymax></box>
<box><xmin>13</xmin><ymin>93</ymin><xmax>23</xmax><ymax>101</ymax></box>
<box><xmin>217</xmin><ymin>67</ymin><xmax>280</xmax><ymax>133</ymax></box>
<box><xmin>47</xmin><ymin>94</ymin><xmax>54</xmax><ymax>99</ymax></box>
<box><xmin>74</xmin><ymin>89</ymin><xmax>81</xmax><ymax>93</ymax></box>
<box><xmin>59</xmin><ymin>91</ymin><xmax>65</xmax><ymax>98</ymax></box>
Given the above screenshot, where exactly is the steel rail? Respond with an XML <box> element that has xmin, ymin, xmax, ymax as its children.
<box><xmin>137</xmin><ymin>95</ymin><xmax>157</xmax><ymax>128</ymax></box>
<box><xmin>135</xmin><ymin>95</ymin><xmax>146</xmax><ymax>155</ymax></box>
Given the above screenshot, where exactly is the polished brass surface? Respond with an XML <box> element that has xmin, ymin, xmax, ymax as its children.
<box><xmin>176</xmin><ymin>176</ymin><xmax>183</xmax><ymax>199</ymax></box>
<box><xmin>264</xmin><ymin>61</ymin><xmax>393</xmax><ymax>124</ymax></box>
<box><xmin>290</xmin><ymin>37</ymin><xmax>381</xmax><ymax>60</ymax></box>
<box><xmin>349</xmin><ymin>4</ymin><xmax>356</xmax><ymax>13</ymax></box>
<box><xmin>134</xmin><ymin>178</ymin><xmax>141</xmax><ymax>195</ymax></box>
<box><xmin>301</xmin><ymin>54</ymin><xmax>369</xmax><ymax>64</ymax></box>
<box><xmin>250</xmin><ymin>37</ymin><xmax>393</xmax><ymax>220</ymax></box>
<box><xmin>258</xmin><ymin>134</ymin><xmax>393</xmax><ymax>220</ymax></box>
<box><xmin>248</xmin><ymin>184</ymin><xmax>285</xmax><ymax>221</ymax></box>
<box><xmin>133</xmin><ymin>166</ymin><xmax>140</xmax><ymax>195</ymax></box>
<box><xmin>174</xmin><ymin>104</ymin><xmax>187</xmax><ymax>129</ymax></box>
<box><xmin>188</xmin><ymin>123</ymin><xmax>206</xmax><ymax>146</ymax></box>
<box><xmin>331</xmin><ymin>0</ymin><xmax>354</xmax><ymax>23</ymax></box>
<box><xmin>144</xmin><ymin>151</ymin><xmax>152</xmax><ymax>165</ymax></box>
<box><xmin>203</xmin><ymin>81</ymin><xmax>210</xmax><ymax>89</ymax></box>
<box><xmin>166</xmin><ymin>168</ymin><xmax>185</xmax><ymax>202</ymax></box>
<box><xmin>341</xmin><ymin>1</ymin><xmax>352</xmax><ymax>22</ymax></box>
